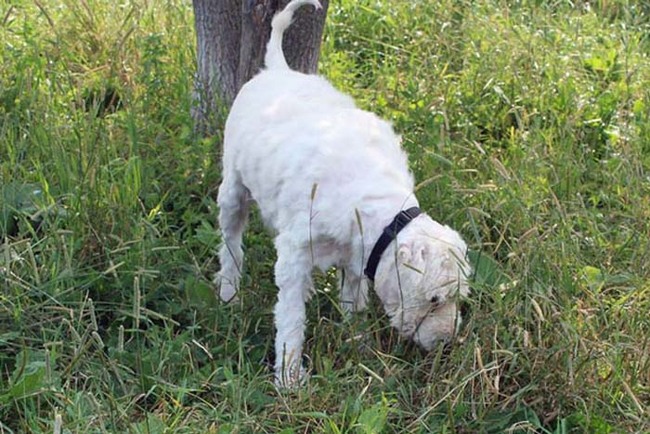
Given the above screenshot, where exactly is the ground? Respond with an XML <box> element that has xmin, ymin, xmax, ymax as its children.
<box><xmin>1</xmin><ymin>0</ymin><xmax>649</xmax><ymax>432</ymax></box>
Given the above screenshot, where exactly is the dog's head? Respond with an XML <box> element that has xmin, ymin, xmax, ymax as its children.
<box><xmin>373</xmin><ymin>215</ymin><xmax>470</xmax><ymax>350</ymax></box>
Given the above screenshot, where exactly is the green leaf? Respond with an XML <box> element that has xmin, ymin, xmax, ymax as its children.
<box><xmin>581</xmin><ymin>265</ymin><xmax>604</xmax><ymax>292</ymax></box>
<box><xmin>2</xmin><ymin>351</ymin><xmax>47</xmax><ymax>402</ymax></box>
<box><xmin>131</xmin><ymin>413</ymin><xmax>166</xmax><ymax>433</ymax></box>
<box><xmin>217</xmin><ymin>423</ymin><xmax>236</xmax><ymax>434</ymax></box>
<box><xmin>184</xmin><ymin>275</ymin><xmax>217</xmax><ymax>309</ymax></box>
<box><xmin>355</xmin><ymin>398</ymin><xmax>391</xmax><ymax>434</ymax></box>
<box><xmin>1</xmin><ymin>182</ymin><xmax>43</xmax><ymax>236</ymax></box>
<box><xmin>467</xmin><ymin>250</ymin><xmax>508</xmax><ymax>287</ymax></box>
<box><xmin>632</xmin><ymin>99</ymin><xmax>646</xmax><ymax>116</ymax></box>
<box><xmin>194</xmin><ymin>219</ymin><xmax>221</xmax><ymax>249</ymax></box>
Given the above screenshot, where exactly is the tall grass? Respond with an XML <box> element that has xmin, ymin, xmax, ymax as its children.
<box><xmin>1</xmin><ymin>0</ymin><xmax>648</xmax><ymax>432</ymax></box>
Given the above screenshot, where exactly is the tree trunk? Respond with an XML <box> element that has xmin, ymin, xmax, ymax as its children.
<box><xmin>192</xmin><ymin>0</ymin><xmax>329</xmax><ymax>135</ymax></box>
<box><xmin>192</xmin><ymin>0</ymin><xmax>241</xmax><ymax>132</ymax></box>
<box><xmin>279</xmin><ymin>0</ymin><xmax>328</xmax><ymax>74</ymax></box>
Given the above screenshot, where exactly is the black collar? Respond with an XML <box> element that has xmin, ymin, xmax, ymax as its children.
<box><xmin>364</xmin><ymin>207</ymin><xmax>422</xmax><ymax>282</ymax></box>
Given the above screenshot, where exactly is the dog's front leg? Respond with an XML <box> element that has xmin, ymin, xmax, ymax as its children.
<box><xmin>340</xmin><ymin>268</ymin><xmax>369</xmax><ymax>313</ymax></box>
<box><xmin>273</xmin><ymin>239</ymin><xmax>313</xmax><ymax>388</ymax></box>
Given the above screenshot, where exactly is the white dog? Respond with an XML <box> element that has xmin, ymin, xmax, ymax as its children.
<box><xmin>217</xmin><ymin>0</ymin><xmax>470</xmax><ymax>388</ymax></box>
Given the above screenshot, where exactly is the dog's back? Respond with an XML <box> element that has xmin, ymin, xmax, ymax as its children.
<box><xmin>223</xmin><ymin>0</ymin><xmax>414</xmax><ymax>236</ymax></box>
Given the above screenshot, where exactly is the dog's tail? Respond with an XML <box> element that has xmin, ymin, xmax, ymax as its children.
<box><xmin>265</xmin><ymin>0</ymin><xmax>322</xmax><ymax>71</ymax></box>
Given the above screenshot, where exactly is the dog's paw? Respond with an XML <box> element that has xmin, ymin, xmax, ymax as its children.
<box><xmin>274</xmin><ymin>364</ymin><xmax>308</xmax><ymax>390</ymax></box>
<box><xmin>340</xmin><ymin>277</ymin><xmax>369</xmax><ymax>314</ymax></box>
<box><xmin>340</xmin><ymin>294</ymin><xmax>368</xmax><ymax>314</ymax></box>
<box><xmin>340</xmin><ymin>299</ymin><xmax>367</xmax><ymax>314</ymax></box>
<box><xmin>219</xmin><ymin>284</ymin><xmax>239</xmax><ymax>303</ymax></box>
<box><xmin>215</xmin><ymin>274</ymin><xmax>239</xmax><ymax>302</ymax></box>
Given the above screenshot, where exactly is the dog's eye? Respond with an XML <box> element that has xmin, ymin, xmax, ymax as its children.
<box><xmin>430</xmin><ymin>295</ymin><xmax>440</xmax><ymax>305</ymax></box>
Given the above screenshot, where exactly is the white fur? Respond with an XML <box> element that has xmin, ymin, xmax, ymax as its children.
<box><xmin>216</xmin><ymin>0</ymin><xmax>470</xmax><ymax>388</ymax></box>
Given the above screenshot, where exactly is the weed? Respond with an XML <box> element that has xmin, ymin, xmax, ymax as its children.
<box><xmin>1</xmin><ymin>0</ymin><xmax>649</xmax><ymax>432</ymax></box>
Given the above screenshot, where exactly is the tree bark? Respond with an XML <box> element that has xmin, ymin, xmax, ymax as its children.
<box><xmin>192</xmin><ymin>0</ymin><xmax>241</xmax><ymax>132</ymax></box>
<box><xmin>192</xmin><ymin>0</ymin><xmax>329</xmax><ymax>135</ymax></box>
<box><xmin>279</xmin><ymin>0</ymin><xmax>328</xmax><ymax>74</ymax></box>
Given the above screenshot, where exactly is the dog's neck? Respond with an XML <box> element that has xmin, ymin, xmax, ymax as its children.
<box><xmin>353</xmin><ymin>194</ymin><xmax>420</xmax><ymax>277</ymax></box>
<box><xmin>363</xmin><ymin>206</ymin><xmax>421</xmax><ymax>281</ymax></box>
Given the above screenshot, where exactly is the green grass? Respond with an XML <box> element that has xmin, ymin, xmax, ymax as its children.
<box><xmin>1</xmin><ymin>0</ymin><xmax>649</xmax><ymax>432</ymax></box>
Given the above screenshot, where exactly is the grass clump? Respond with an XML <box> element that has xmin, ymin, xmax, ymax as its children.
<box><xmin>2</xmin><ymin>0</ymin><xmax>649</xmax><ymax>432</ymax></box>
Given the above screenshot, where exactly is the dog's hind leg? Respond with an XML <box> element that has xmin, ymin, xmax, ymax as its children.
<box><xmin>273</xmin><ymin>235</ymin><xmax>313</xmax><ymax>388</ymax></box>
<box><xmin>216</xmin><ymin>174</ymin><xmax>250</xmax><ymax>302</ymax></box>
